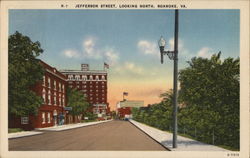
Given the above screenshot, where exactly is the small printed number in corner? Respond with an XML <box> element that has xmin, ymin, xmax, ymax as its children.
<box><xmin>227</xmin><ymin>153</ymin><xmax>239</xmax><ymax>157</ymax></box>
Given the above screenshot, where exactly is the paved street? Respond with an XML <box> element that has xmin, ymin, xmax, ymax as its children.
<box><xmin>9</xmin><ymin>120</ymin><xmax>167</xmax><ymax>151</ymax></box>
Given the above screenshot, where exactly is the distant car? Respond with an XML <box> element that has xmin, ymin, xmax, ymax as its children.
<box><xmin>124</xmin><ymin>118</ymin><xmax>129</xmax><ymax>121</ymax></box>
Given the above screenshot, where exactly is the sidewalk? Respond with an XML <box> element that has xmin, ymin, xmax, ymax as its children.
<box><xmin>9</xmin><ymin>120</ymin><xmax>112</xmax><ymax>139</ymax></box>
<box><xmin>36</xmin><ymin>119</ymin><xmax>112</xmax><ymax>131</ymax></box>
<box><xmin>129</xmin><ymin>120</ymin><xmax>229</xmax><ymax>151</ymax></box>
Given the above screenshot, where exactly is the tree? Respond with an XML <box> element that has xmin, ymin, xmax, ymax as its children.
<box><xmin>8</xmin><ymin>31</ymin><xmax>44</xmax><ymax>117</ymax></box>
<box><xmin>178</xmin><ymin>52</ymin><xmax>239</xmax><ymax>149</ymax></box>
<box><xmin>66</xmin><ymin>88</ymin><xmax>90</xmax><ymax>117</ymax></box>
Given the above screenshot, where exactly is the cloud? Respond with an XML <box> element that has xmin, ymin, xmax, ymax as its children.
<box><xmin>169</xmin><ymin>37</ymin><xmax>184</xmax><ymax>51</ymax></box>
<box><xmin>62</xmin><ymin>49</ymin><xmax>80</xmax><ymax>58</ymax></box>
<box><xmin>62</xmin><ymin>36</ymin><xmax>120</xmax><ymax>65</ymax></box>
<box><xmin>197</xmin><ymin>47</ymin><xmax>213</xmax><ymax>58</ymax></box>
<box><xmin>82</xmin><ymin>37</ymin><xmax>102</xmax><ymax>59</ymax></box>
<box><xmin>124</xmin><ymin>62</ymin><xmax>144</xmax><ymax>74</ymax></box>
<box><xmin>137</xmin><ymin>40</ymin><xmax>158</xmax><ymax>55</ymax></box>
<box><xmin>104</xmin><ymin>48</ymin><xmax>119</xmax><ymax>66</ymax></box>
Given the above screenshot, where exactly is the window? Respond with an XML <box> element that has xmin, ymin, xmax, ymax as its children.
<box><xmin>59</xmin><ymin>94</ymin><xmax>61</xmax><ymax>106</ymax></box>
<box><xmin>95</xmin><ymin>76</ymin><xmax>99</xmax><ymax>81</ymax></box>
<box><xmin>48</xmin><ymin>90</ymin><xmax>51</xmax><ymax>105</ymax></box>
<box><xmin>68</xmin><ymin>75</ymin><xmax>73</xmax><ymax>80</ymax></box>
<box><xmin>42</xmin><ymin>88</ymin><xmax>46</xmax><ymax>104</ymax></box>
<box><xmin>54</xmin><ymin>81</ymin><xmax>56</xmax><ymax>90</ymax></box>
<box><xmin>42</xmin><ymin>112</ymin><xmax>45</xmax><ymax>124</ymax></box>
<box><xmin>48</xmin><ymin>113</ymin><xmax>51</xmax><ymax>123</ymax></box>
<box><xmin>75</xmin><ymin>75</ymin><xmax>80</xmax><ymax>81</ymax></box>
<box><xmin>54</xmin><ymin>92</ymin><xmax>57</xmax><ymax>105</ymax></box>
<box><xmin>43</xmin><ymin>76</ymin><xmax>45</xmax><ymax>86</ymax></box>
<box><xmin>62</xmin><ymin>85</ymin><xmax>64</xmax><ymax>92</ymax></box>
<box><xmin>21</xmin><ymin>117</ymin><xmax>28</xmax><ymax>124</ymax></box>
<box><xmin>59</xmin><ymin>83</ymin><xmax>61</xmax><ymax>92</ymax></box>
<box><xmin>48</xmin><ymin>77</ymin><xmax>51</xmax><ymax>88</ymax></box>
<box><xmin>102</xmin><ymin>75</ymin><xmax>105</xmax><ymax>80</ymax></box>
<box><xmin>89</xmin><ymin>75</ymin><xmax>93</xmax><ymax>80</ymax></box>
<box><xmin>82</xmin><ymin>75</ymin><xmax>87</xmax><ymax>81</ymax></box>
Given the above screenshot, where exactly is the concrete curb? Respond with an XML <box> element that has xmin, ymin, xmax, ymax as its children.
<box><xmin>36</xmin><ymin>119</ymin><xmax>113</xmax><ymax>131</ymax></box>
<box><xmin>8</xmin><ymin>131</ymin><xmax>43</xmax><ymax>139</ymax></box>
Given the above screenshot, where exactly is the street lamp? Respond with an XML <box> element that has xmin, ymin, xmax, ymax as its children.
<box><xmin>158</xmin><ymin>9</ymin><xmax>179</xmax><ymax>148</ymax></box>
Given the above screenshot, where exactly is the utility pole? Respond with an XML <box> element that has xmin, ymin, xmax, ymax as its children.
<box><xmin>172</xmin><ymin>9</ymin><xmax>179</xmax><ymax>148</ymax></box>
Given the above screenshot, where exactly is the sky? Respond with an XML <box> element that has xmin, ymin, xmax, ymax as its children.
<box><xmin>9</xmin><ymin>9</ymin><xmax>240</xmax><ymax>111</ymax></box>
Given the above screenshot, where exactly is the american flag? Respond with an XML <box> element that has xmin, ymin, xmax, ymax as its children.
<box><xmin>104</xmin><ymin>62</ymin><xmax>109</xmax><ymax>69</ymax></box>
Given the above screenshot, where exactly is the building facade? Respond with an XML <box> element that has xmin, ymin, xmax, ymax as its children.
<box><xmin>9</xmin><ymin>60</ymin><xmax>67</xmax><ymax>130</ymax></box>
<box><xmin>60</xmin><ymin>64</ymin><xmax>110</xmax><ymax>119</ymax></box>
<box><xmin>117</xmin><ymin>100</ymin><xmax>144</xmax><ymax>119</ymax></box>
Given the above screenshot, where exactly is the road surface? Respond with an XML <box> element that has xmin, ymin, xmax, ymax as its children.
<box><xmin>9</xmin><ymin>120</ymin><xmax>167</xmax><ymax>151</ymax></box>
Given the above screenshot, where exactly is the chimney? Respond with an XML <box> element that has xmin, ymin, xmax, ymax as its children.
<box><xmin>81</xmin><ymin>64</ymin><xmax>89</xmax><ymax>71</ymax></box>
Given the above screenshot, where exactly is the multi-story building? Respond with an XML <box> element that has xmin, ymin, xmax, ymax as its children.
<box><xmin>117</xmin><ymin>100</ymin><xmax>144</xmax><ymax>119</ymax></box>
<box><xmin>60</xmin><ymin>64</ymin><xmax>110</xmax><ymax>118</ymax></box>
<box><xmin>9</xmin><ymin>60</ymin><xmax>67</xmax><ymax>130</ymax></box>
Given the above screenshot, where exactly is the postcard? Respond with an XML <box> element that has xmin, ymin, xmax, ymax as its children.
<box><xmin>0</xmin><ymin>0</ymin><xmax>249</xmax><ymax>158</ymax></box>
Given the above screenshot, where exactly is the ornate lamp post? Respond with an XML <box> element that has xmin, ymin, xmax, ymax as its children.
<box><xmin>158</xmin><ymin>9</ymin><xmax>179</xmax><ymax>148</ymax></box>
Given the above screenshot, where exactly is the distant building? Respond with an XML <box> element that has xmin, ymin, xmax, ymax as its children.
<box><xmin>117</xmin><ymin>100</ymin><xmax>144</xmax><ymax>119</ymax></box>
<box><xmin>60</xmin><ymin>64</ymin><xmax>110</xmax><ymax>118</ymax></box>
<box><xmin>9</xmin><ymin>60</ymin><xmax>67</xmax><ymax>130</ymax></box>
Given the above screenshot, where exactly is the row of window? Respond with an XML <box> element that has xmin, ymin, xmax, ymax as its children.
<box><xmin>42</xmin><ymin>88</ymin><xmax>65</xmax><ymax>106</ymax></box>
<box><xmin>90</xmin><ymin>101</ymin><xmax>106</xmax><ymax>104</ymax></box>
<box><xmin>70</xmin><ymin>85</ymin><xmax>106</xmax><ymax>89</ymax></box>
<box><xmin>42</xmin><ymin>112</ymin><xmax>51</xmax><ymax>124</ymax></box>
<box><xmin>89</xmin><ymin>97</ymin><xmax>105</xmax><ymax>100</ymax></box>
<box><xmin>93</xmin><ymin>109</ymin><xmax>106</xmax><ymax>114</ymax></box>
<box><xmin>89</xmin><ymin>93</ymin><xmax>105</xmax><ymax>96</ymax></box>
<box><xmin>79</xmin><ymin>85</ymin><xmax>106</xmax><ymax>88</ymax></box>
<box><xmin>68</xmin><ymin>75</ymin><xmax>106</xmax><ymax>81</ymax></box>
<box><xmin>43</xmin><ymin>76</ymin><xmax>65</xmax><ymax>92</ymax></box>
<box><xmin>69</xmin><ymin>81</ymin><xmax>106</xmax><ymax>84</ymax></box>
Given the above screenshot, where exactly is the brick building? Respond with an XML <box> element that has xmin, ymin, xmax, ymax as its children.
<box><xmin>60</xmin><ymin>64</ymin><xmax>110</xmax><ymax>119</ymax></box>
<box><xmin>117</xmin><ymin>100</ymin><xmax>144</xmax><ymax>119</ymax></box>
<box><xmin>9</xmin><ymin>60</ymin><xmax>67</xmax><ymax>130</ymax></box>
